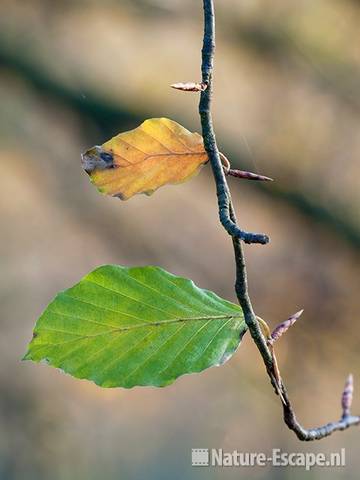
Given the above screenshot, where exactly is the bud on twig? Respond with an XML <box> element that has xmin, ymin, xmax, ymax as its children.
<box><xmin>171</xmin><ymin>82</ymin><xmax>207</xmax><ymax>92</ymax></box>
<box><xmin>219</xmin><ymin>152</ymin><xmax>273</xmax><ymax>181</ymax></box>
<box><xmin>268</xmin><ymin>309</ymin><xmax>304</xmax><ymax>345</ymax></box>
<box><xmin>341</xmin><ymin>374</ymin><xmax>354</xmax><ymax>417</ymax></box>
<box><xmin>227</xmin><ymin>169</ymin><xmax>274</xmax><ymax>182</ymax></box>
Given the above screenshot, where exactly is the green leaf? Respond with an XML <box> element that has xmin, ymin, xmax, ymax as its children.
<box><xmin>24</xmin><ymin>265</ymin><xmax>246</xmax><ymax>388</ymax></box>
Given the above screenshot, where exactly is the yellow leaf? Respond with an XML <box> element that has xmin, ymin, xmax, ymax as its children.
<box><xmin>81</xmin><ymin>118</ymin><xmax>208</xmax><ymax>200</ymax></box>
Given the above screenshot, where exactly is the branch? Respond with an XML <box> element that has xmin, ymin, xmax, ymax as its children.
<box><xmin>198</xmin><ymin>1</ymin><xmax>269</xmax><ymax>246</ymax></box>
<box><xmin>198</xmin><ymin>0</ymin><xmax>360</xmax><ymax>441</ymax></box>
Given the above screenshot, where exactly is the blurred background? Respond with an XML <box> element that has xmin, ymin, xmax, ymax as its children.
<box><xmin>1</xmin><ymin>0</ymin><xmax>360</xmax><ymax>479</ymax></box>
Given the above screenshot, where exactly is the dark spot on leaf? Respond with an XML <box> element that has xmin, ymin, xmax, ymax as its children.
<box><xmin>100</xmin><ymin>151</ymin><xmax>114</xmax><ymax>166</ymax></box>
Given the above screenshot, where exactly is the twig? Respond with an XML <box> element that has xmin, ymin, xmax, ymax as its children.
<box><xmin>199</xmin><ymin>0</ymin><xmax>359</xmax><ymax>441</ymax></box>
<box><xmin>198</xmin><ymin>2</ymin><xmax>269</xmax><ymax>246</ymax></box>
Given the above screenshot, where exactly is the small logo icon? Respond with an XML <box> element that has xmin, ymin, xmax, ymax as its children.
<box><xmin>192</xmin><ymin>448</ymin><xmax>209</xmax><ymax>467</ymax></box>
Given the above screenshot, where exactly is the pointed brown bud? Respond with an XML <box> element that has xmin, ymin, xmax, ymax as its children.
<box><xmin>170</xmin><ymin>82</ymin><xmax>207</xmax><ymax>92</ymax></box>
<box><xmin>342</xmin><ymin>374</ymin><xmax>354</xmax><ymax>416</ymax></box>
<box><xmin>227</xmin><ymin>169</ymin><xmax>273</xmax><ymax>182</ymax></box>
<box><xmin>268</xmin><ymin>309</ymin><xmax>304</xmax><ymax>345</ymax></box>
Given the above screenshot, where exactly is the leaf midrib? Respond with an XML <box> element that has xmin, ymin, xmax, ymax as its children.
<box><xmin>107</xmin><ymin>152</ymin><xmax>207</xmax><ymax>172</ymax></box>
<box><xmin>36</xmin><ymin>313</ymin><xmax>243</xmax><ymax>344</ymax></box>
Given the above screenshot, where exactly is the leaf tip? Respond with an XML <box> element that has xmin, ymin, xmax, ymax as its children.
<box><xmin>21</xmin><ymin>349</ymin><xmax>32</xmax><ymax>362</ymax></box>
<box><xmin>81</xmin><ymin>146</ymin><xmax>115</xmax><ymax>174</ymax></box>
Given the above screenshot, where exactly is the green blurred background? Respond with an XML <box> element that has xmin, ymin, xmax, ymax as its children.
<box><xmin>1</xmin><ymin>1</ymin><xmax>359</xmax><ymax>479</ymax></box>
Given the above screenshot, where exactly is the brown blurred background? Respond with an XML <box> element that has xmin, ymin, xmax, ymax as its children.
<box><xmin>1</xmin><ymin>1</ymin><xmax>359</xmax><ymax>479</ymax></box>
